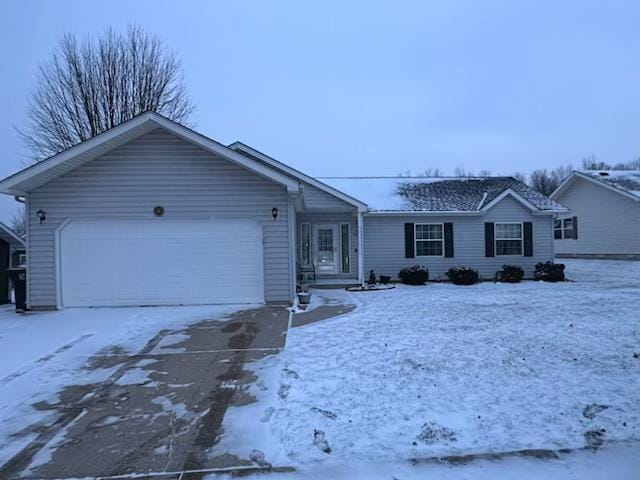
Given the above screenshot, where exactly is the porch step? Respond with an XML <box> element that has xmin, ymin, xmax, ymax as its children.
<box><xmin>308</xmin><ymin>279</ymin><xmax>360</xmax><ymax>289</ymax></box>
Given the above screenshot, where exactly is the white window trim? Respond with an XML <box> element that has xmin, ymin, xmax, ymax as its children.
<box><xmin>414</xmin><ymin>223</ymin><xmax>445</xmax><ymax>257</ymax></box>
<box><xmin>495</xmin><ymin>221</ymin><xmax>524</xmax><ymax>257</ymax></box>
<box><xmin>300</xmin><ymin>223</ymin><xmax>312</xmax><ymax>266</ymax></box>
<box><xmin>554</xmin><ymin>217</ymin><xmax>574</xmax><ymax>240</ymax></box>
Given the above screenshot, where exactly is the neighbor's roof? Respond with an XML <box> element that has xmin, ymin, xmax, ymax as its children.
<box><xmin>0</xmin><ymin>221</ymin><xmax>25</xmax><ymax>247</ymax></box>
<box><xmin>579</xmin><ymin>170</ymin><xmax>640</xmax><ymax>198</ymax></box>
<box><xmin>319</xmin><ymin>176</ymin><xmax>569</xmax><ymax>213</ymax></box>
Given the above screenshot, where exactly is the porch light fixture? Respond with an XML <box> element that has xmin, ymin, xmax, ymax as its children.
<box><xmin>36</xmin><ymin>209</ymin><xmax>46</xmax><ymax>223</ymax></box>
<box><xmin>271</xmin><ymin>207</ymin><xmax>279</xmax><ymax>221</ymax></box>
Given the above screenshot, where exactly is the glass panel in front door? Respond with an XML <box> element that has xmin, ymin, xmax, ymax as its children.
<box><xmin>316</xmin><ymin>227</ymin><xmax>336</xmax><ymax>272</ymax></box>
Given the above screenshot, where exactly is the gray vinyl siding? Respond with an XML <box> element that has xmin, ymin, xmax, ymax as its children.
<box><xmin>554</xmin><ymin>176</ymin><xmax>640</xmax><ymax>257</ymax></box>
<box><xmin>27</xmin><ymin>128</ymin><xmax>291</xmax><ymax>308</ymax></box>
<box><xmin>301</xmin><ymin>183</ymin><xmax>355</xmax><ymax>211</ymax></box>
<box><xmin>363</xmin><ymin>196</ymin><xmax>554</xmax><ymax>280</ymax></box>
<box><xmin>297</xmin><ymin>212</ymin><xmax>359</xmax><ymax>278</ymax></box>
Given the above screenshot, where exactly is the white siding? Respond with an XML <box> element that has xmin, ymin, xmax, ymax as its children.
<box><xmin>554</xmin><ymin>176</ymin><xmax>640</xmax><ymax>257</ymax></box>
<box><xmin>27</xmin><ymin>128</ymin><xmax>291</xmax><ymax>308</ymax></box>
<box><xmin>363</xmin><ymin>196</ymin><xmax>554</xmax><ymax>280</ymax></box>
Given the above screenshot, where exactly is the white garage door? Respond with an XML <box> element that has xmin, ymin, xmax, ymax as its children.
<box><xmin>59</xmin><ymin>220</ymin><xmax>264</xmax><ymax>307</ymax></box>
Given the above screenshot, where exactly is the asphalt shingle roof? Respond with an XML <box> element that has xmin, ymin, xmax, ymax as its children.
<box><xmin>319</xmin><ymin>176</ymin><xmax>569</xmax><ymax>212</ymax></box>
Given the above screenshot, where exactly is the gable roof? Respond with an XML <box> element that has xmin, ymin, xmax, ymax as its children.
<box><xmin>319</xmin><ymin>176</ymin><xmax>569</xmax><ymax>214</ymax></box>
<box><xmin>0</xmin><ymin>112</ymin><xmax>300</xmax><ymax>196</ymax></box>
<box><xmin>0</xmin><ymin>222</ymin><xmax>25</xmax><ymax>247</ymax></box>
<box><xmin>228</xmin><ymin>142</ymin><xmax>367</xmax><ymax>210</ymax></box>
<box><xmin>551</xmin><ymin>170</ymin><xmax>640</xmax><ymax>202</ymax></box>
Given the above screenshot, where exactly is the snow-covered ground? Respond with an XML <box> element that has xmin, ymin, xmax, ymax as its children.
<box><xmin>269</xmin><ymin>259</ymin><xmax>640</xmax><ymax>475</ymax></box>
<box><xmin>0</xmin><ymin>304</ymin><xmax>245</xmax><ymax>465</ymax></box>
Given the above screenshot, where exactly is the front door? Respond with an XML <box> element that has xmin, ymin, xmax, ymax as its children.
<box><xmin>314</xmin><ymin>224</ymin><xmax>338</xmax><ymax>274</ymax></box>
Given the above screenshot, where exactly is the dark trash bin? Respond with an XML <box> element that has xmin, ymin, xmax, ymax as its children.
<box><xmin>7</xmin><ymin>268</ymin><xmax>26</xmax><ymax>312</ymax></box>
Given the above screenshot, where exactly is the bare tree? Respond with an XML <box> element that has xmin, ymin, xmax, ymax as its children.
<box><xmin>20</xmin><ymin>25</ymin><xmax>193</xmax><ymax>162</ymax></box>
<box><xmin>529</xmin><ymin>169</ymin><xmax>558</xmax><ymax>196</ymax></box>
<box><xmin>11</xmin><ymin>207</ymin><xmax>26</xmax><ymax>239</ymax></box>
<box><xmin>512</xmin><ymin>172</ymin><xmax>527</xmax><ymax>183</ymax></box>
<box><xmin>581</xmin><ymin>156</ymin><xmax>611</xmax><ymax>170</ymax></box>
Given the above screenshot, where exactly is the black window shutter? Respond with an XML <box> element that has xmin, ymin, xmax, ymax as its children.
<box><xmin>404</xmin><ymin>223</ymin><xmax>415</xmax><ymax>258</ymax></box>
<box><xmin>523</xmin><ymin>222</ymin><xmax>533</xmax><ymax>257</ymax></box>
<box><xmin>444</xmin><ymin>223</ymin><xmax>454</xmax><ymax>258</ymax></box>
<box><xmin>572</xmin><ymin>216</ymin><xmax>578</xmax><ymax>239</ymax></box>
<box><xmin>485</xmin><ymin>222</ymin><xmax>495</xmax><ymax>257</ymax></box>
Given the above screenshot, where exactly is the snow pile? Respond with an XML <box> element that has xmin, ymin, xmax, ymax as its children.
<box><xmin>272</xmin><ymin>260</ymin><xmax>640</xmax><ymax>464</ymax></box>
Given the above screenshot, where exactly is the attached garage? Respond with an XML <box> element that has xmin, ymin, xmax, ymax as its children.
<box><xmin>59</xmin><ymin>220</ymin><xmax>264</xmax><ymax>307</ymax></box>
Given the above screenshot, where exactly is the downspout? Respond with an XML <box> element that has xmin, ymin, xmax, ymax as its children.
<box><xmin>357</xmin><ymin>209</ymin><xmax>365</xmax><ymax>286</ymax></box>
<box><xmin>288</xmin><ymin>187</ymin><xmax>302</xmax><ymax>307</ymax></box>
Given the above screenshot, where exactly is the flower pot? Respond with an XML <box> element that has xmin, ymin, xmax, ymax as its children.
<box><xmin>298</xmin><ymin>292</ymin><xmax>311</xmax><ymax>305</ymax></box>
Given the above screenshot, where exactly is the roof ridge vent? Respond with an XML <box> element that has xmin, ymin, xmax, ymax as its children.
<box><xmin>598</xmin><ymin>171</ymin><xmax>610</xmax><ymax>176</ymax></box>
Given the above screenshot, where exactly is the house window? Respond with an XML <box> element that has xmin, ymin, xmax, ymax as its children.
<box><xmin>17</xmin><ymin>254</ymin><xmax>26</xmax><ymax>267</ymax></box>
<box><xmin>415</xmin><ymin>223</ymin><xmax>444</xmax><ymax>256</ymax></box>
<box><xmin>341</xmin><ymin>223</ymin><xmax>350</xmax><ymax>273</ymax></box>
<box><xmin>554</xmin><ymin>219</ymin><xmax>562</xmax><ymax>239</ymax></box>
<box><xmin>300</xmin><ymin>223</ymin><xmax>311</xmax><ymax>266</ymax></box>
<box><xmin>495</xmin><ymin>223</ymin><xmax>523</xmax><ymax>256</ymax></box>
<box><xmin>554</xmin><ymin>218</ymin><xmax>574</xmax><ymax>240</ymax></box>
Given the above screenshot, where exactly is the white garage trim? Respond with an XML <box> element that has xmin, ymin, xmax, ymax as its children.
<box><xmin>56</xmin><ymin>219</ymin><xmax>265</xmax><ymax>308</ymax></box>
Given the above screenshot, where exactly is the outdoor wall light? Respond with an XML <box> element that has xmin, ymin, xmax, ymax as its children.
<box><xmin>271</xmin><ymin>207</ymin><xmax>279</xmax><ymax>221</ymax></box>
<box><xmin>36</xmin><ymin>209</ymin><xmax>46</xmax><ymax>223</ymax></box>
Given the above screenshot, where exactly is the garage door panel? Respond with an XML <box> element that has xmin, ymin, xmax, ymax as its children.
<box><xmin>60</xmin><ymin>220</ymin><xmax>264</xmax><ymax>307</ymax></box>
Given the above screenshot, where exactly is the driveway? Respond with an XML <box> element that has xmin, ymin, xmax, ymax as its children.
<box><xmin>0</xmin><ymin>306</ymin><xmax>290</xmax><ymax>480</ymax></box>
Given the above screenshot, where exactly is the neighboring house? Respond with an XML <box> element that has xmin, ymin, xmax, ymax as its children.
<box><xmin>0</xmin><ymin>221</ymin><xmax>26</xmax><ymax>304</ymax></box>
<box><xmin>0</xmin><ymin>113</ymin><xmax>567</xmax><ymax>309</ymax></box>
<box><xmin>550</xmin><ymin>171</ymin><xmax>640</xmax><ymax>260</ymax></box>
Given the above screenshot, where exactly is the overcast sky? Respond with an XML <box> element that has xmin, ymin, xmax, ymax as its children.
<box><xmin>2</xmin><ymin>0</ymin><xmax>640</xmax><ymax>222</ymax></box>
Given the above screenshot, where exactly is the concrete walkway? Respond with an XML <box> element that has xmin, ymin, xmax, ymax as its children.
<box><xmin>0</xmin><ymin>306</ymin><xmax>290</xmax><ymax>480</ymax></box>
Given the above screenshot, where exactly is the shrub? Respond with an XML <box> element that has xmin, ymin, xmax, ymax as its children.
<box><xmin>446</xmin><ymin>267</ymin><xmax>479</xmax><ymax>285</ymax></box>
<box><xmin>534</xmin><ymin>261</ymin><xmax>565</xmax><ymax>282</ymax></box>
<box><xmin>398</xmin><ymin>265</ymin><xmax>429</xmax><ymax>285</ymax></box>
<box><xmin>496</xmin><ymin>264</ymin><xmax>524</xmax><ymax>283</ymax></box>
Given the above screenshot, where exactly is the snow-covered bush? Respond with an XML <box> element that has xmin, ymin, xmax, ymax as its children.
<box><xmin>496</xmin><ymin>264</ymin><xmax>524</xmax><ymax>283</ymax></box>
<box><xmin>534</xmin><ymin>261</ymin><xmax>565</xmax><ymax>282</ymax></box>
<box><xmin>398</xmin><ymin>265</ymin><xmax>429</xmax><ymax>285</ymax></box>
<box><xmin>446</xmin><ymin>267</ymin><xmax>478</xmax><ymax>285</ymax></box>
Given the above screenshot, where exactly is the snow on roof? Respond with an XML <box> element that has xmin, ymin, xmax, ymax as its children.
<box><xmin>579</xmin><ymin>170</ymin><xmax>640</xmax><ymax>198</ymax></box>
<box><xmin>319</xmin><ymin>176</ymin><xmax>568</xmax><ymax>212</ymax></box>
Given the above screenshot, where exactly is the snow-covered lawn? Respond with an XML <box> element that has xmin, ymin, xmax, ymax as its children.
<box><xmin>0</xmin><ymin>304</ymin><xmax>244</xmax><ymax>465</ymax></box>
<box><xmin>272</xmin><ymin>260</ymin><xmax>640</xmax><ymax>470</ymax></box>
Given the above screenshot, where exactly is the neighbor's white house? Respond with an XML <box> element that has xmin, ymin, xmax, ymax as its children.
<box><xmin>0</xmin><ymin>113</ymin><xmax>569</xmax><ymax>310</ymax></box>
<box><xmin>550</xmin><ymin>170</ymin><xmax>640</xmax><ymax>259</ymax></box>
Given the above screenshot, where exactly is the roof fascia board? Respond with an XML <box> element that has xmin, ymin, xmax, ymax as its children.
<box><xmin>365</xmin><ymin>211</ymin><xmax>482</xmax><ymax>216</ymax></box>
